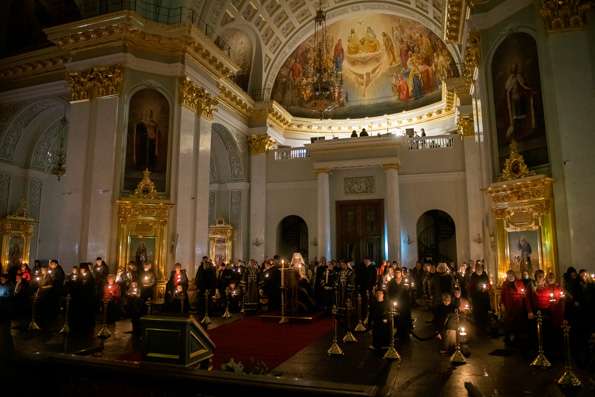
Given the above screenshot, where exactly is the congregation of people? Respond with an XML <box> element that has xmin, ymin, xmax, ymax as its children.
<box><xmin>0</xmin><ymin>254</ymin><xmax>593</xmax><ymax>367</ymax></box>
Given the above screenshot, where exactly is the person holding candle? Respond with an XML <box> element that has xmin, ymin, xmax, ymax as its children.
<box><xmin>103</xmin><ymin>274</ymin><xmax>121</xmax><ymax>323</ymax></box>
<box><xmin>386</xmin><ymin>266</ymin><xmax>412</xmax><ymax>342</ymax></box>
<box><xmin>126</xmin><ymin>281</ymin><xmax>143</xmax><ymax>335</ymax></box>
<box><xmin>469</xmin><ymin>263</ymin><xmax>491</xmax><ymax>330</ymax></box>
<box><xmin>433</xmin><ymin>292</ymin><xmax>457</xmax><ymax>354</ymax></box>
<box><xmin>19</xmin><ymin>263</ymin><xmax>31</xmax><ymax>283</ymax></box>
<box><xmin>500</xmin><ymin>270</ymin><xmax>532</xmax><ymax>348</ymax></box>
<box><xmin>195</xmin><ymin>257</ymin><xmax>217</xmax><ymax>316</ymax></box>
<box><xmin>139</xmin><ymin>262</ymin><xmax>156</xmax><ymax>302</ymax></box>
<box><xmin>240</xmin><ymin>259</ymin><xmax>261</xmax><ymax>314</ymax></box>
<box><xmin>165</xmin><ymin>262</ymin><xmax>189</xmax><ymax>313</ymax></box>
<box><xmin>71</xmin><ymin>263</ymin><xmax>96</xmax><ymax>334</ymax></box>
<box><xmin>117</xmin><ymin>261</ymin><xmax>137</xmax><ymax>298</ymax></box>
<box><xmin>368</xmin><ymin>289</ymin><xmax>390</xmax><ymax>351</ymax></box>
<box><xmin>92</xmin><ymin>257</ymin><xmax>109</xmax><ymax>311</ymax></box>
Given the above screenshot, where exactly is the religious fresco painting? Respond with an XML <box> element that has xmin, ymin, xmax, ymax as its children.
<box><xmin>217</xmin><ymin>29</ymin><xmax>253</xmax><ymax>91</ymax></box>
<box><xmin>129</xmin><ymin>235</ymin><xmax>156</xmax><ymax>268</ymax></box>
<box><xmin>492</xmin><ymin>32</ymin><xmax>548</xmax><ymax>170</ymax></box>
<box><xmin>125</xmin><ymin>88</ymin><xmax>170</xmax><ymax>192</ymax></box>
<box><xmin>272</xmin><ymin>14</ymin><xmax>458</xmax><ymax>119</ymax></box>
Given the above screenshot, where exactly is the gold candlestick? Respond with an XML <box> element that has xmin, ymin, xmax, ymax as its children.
<box><xmin>222</xmin><ymin>289</ymin><xmax>232</xmax><ymax>319</ymax></box>
<box><xmin>354</xmin><ymin>292</ymin><xmax>367</xmax><ymax>332</ymax></box>
<box><xmin>556</xmin><ymin>320</ymin><xmax>581</xmax><ymax>387</ymax></box>
<box><xmin>450</xmin><ymin>309</ymin><xmax>466</xmax><ymax>365</ymax></box>
<box><xmin>530</xmin><ymin>311</ymin><xmax>551</xmax><ymax>368</ymax></box>
<box><xmin>342</xmin><ymin>298</ymin><xmax>357</xmax><ymax>343</ymax></box>
<box><xmin>383</xmin><ymin>301</ymin><xmax>401</xmax><ymax>361</ymax></box>
<box><xmin>201</xmin><ymin>290</ymin><xmax>211</xmax><ymax>326</ymax></box>
<box><xmin>327</xmin><ymin>304</ymin><xmax>344</xmax><ymax>356</ymax></box>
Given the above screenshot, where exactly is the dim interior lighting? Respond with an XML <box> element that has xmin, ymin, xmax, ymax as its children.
<box><xmin>459</xmin><ymin>326</ymin><xmax>467</xmax><ymax>337</ymax></box>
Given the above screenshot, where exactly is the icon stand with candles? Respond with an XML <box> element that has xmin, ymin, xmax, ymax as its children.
<box><xmin>450</xmin><ymin>309</ymin><xmax>466</xmax><ymax>365</ymax></box>
<box><xmin>279</xmin><ymin>260</ymin><xmax>288</xmax><ymax>324</ymax></box>
<box><xmin>327</xmin><ymin>304</ymin><xmax>344</xmax><ymax>356</ymax></box>
<box><xmin>530</xmin><ymin>310</ymin><xmax>551</xmax><ymax>368</ymax></box>
<box><xmin>59</xmin><ymin>294</ymin><xmax>71</xmax><ymax>335</ymax></box>
<box><xmin>28</xmin><ymin>288</ymin><xmax>41</xmax><ymax>331</ymax></box>
<box><xmin>222</xmin><ymin>289</ymin><xmax>232</xmax><ymax>319</ymax></box>
<box><xmin>354</xmin><ymin>292</ymin><xmax>367</xmax><ymax>332</ymax></box>
<box><xmin>201</xmin><ymin>290</ymin><xmax>211</xmax><ymax>327</ymax></box>
<box><xmin>343</xmin><ymin>298</ymin><xmax>357</xmax><ymax>343</ymax></box>
<box><xmin>383</xmin><ymin>301</ymin><xmax>401</xmax><ymax>361</ymax></box>
<box><xmin>557</xmin><ymin>320</ymin><xmax>582</xmax><ymax>387</ymax></box>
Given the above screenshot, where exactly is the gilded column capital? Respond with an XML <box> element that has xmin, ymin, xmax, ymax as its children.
<box><xmin>248</xmin><ymin>134</ymin><xmax>276</xmax><ymax>155</ymax></box>
<box><xmin>457</xmin><ymin>113</ymin><xmax>475</xmax><ymax>136</ymax></box>
<box><xmin>314</xmin><ymin>167</ymin><xmax>332</xmax><ymax>175</ymax></box>
<box><xmin>540</xmin><ymin>0</ymin><xmax>592</xmax><ymax>32</ymax></box>
<box><xmin>67</xmin><ymin>65</ymin><xmax>123</xmax><ymax>101</ymax></box>
<box><xmin>179</xmin><ymin>77</ymin><xmax>218</xmax><ymax>119</ymax></box>
<box><xmin>382</xmin><ymin>162</ymin><xmax>400</xmax><ymax>171</ymax></box>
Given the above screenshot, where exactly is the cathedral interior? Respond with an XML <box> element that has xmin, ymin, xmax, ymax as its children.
<box><xmin>0</xmin><ymin>1</ymin><xmax>594</xmax><ymax>396</ymax></box>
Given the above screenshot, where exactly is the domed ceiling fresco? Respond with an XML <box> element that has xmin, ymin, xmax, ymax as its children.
<box><xmin>272</xmin><ymin>14</ymin><xmax>458</xmax><ymax>119</ymax></box>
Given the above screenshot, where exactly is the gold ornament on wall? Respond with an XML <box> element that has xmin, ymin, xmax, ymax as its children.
<box><xmin>540</xmin><ymin>0</ymin><xmax>592</xmax><ymax>32</ymax></box>
<box><xmin>67</xmin><ymin>65</ymin><xmax>123</xmax><ymax>101</ymax></box>
<box><xmin>0</xmin><ymin>199</ymin><xmax>36</xmax><ymax>273</ymax></box>
<box><xmin>499</xmin><ymin>141</ymin><xmax>534</xmax><ymax>181</ymax></box>
<box><xmin>179</xmin><ymin>77</ymin><xmax>218</xmax><ymax>119</ymax></box>
<box><xmin>457</xmin><ymin>113</ymin><xmax>474</xmax><ymax>136</ymax></box>
<box><xmin>248</xmin><ymin>134</ymin><xmax>276</xmax><ymax>155</ymax></box>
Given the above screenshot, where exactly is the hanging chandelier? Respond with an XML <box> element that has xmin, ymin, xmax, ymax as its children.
<box><xmin>310</xmin><ymin>1</ymin><xmax>344</xmax><ymax>118</ymax></box>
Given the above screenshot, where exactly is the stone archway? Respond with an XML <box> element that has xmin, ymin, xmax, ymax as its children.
<box><xmin>416</xmin><ymin>209</ymin><xmax>456</xmax><ymax>263</ymax></box>
<box><xmin>277</xmin><ymin>215</ymin><xmax>308</xmax><ymax>261</ymax></box>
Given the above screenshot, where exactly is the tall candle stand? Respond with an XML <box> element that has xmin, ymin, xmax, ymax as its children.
<box><xmin>450</xmin><ymin>309</ymin><xmax>466</xmax><ymax>365</ymax></box>
<box><xmin>354</xmin><ymin>292</ymin><xmax>367</xmax><ymax>332</ymax></box>
<box><xmin>97</xmin><ymin>298</ymin><xmax>112</xmax><ymax>338</ymax></box>
<box><xmin>556</xmin><ymin>320</ymin><xmax>582</xmax><ymax>387</ymax></box>
<box><xmin>28</xmin><ymin>288</ymin><xmax>41</xmax><ymax>331</ymax></box>
<box><xmin>222</xmin><ymin>289</ymin><xmax>232</xmax><ymax>319</ymax></box>
<box><xmin>279</xmin><ymin>261</ymin><xmax>288</xmax><ymax>324</ymax></box>
<box><xmin>342</xmin><ymin>298</ymin><xmax>357</xmax><ymax>343</ymax></box>
<box><xmin>327</xmin><ymin>304</ymin><xmax>344</xmax><ymax>356</ymax></box>
<box><xmin>383</xmin><ymin>301</ymin><xmax>401</xmax><ymax>361</ymax></box>
<box><xmin>58</xmin><ymin>294</ymin><xmax>71</xmax><ymax>335</ymax></box>
<box><xmin>201</xmin><ymin>290</ymin><xmax>211</xmax><ymax>326</ymax></box>
<box><xmin>530</xmin><ymin>311</ymin><xmax>551</xmax><ymax>368</ymax></box>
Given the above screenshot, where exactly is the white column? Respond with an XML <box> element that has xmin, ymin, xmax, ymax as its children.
<box><xmin>463</xmin><ymin>134</ymin><xmax>483</xmax><ymax>260</ymax></box>
<box><xmin>317</xmin><ymin>169</ymin><xmax>331</xmax><ymax>259</ymax></box>
<box><xmin>174</xmin><ymin>106</ymin><xmax>197</xmax><ymax>271</ymax></box>
<box><xmin>384</xmin><ymin>164</ymin><xmax>401</xmax><ymax>263</ymax></box>
<box><xmin>58</xmin><ymin>100</ymin><xmax>91</xmax><ymax>265</ymax></box>
<box><xmin>84</xmin><ymin>95</ymin><xmax>119</xmax><ymax>262</ymax></box>
<box><xmin>249</xmin><ymin>151</ymin><xmax>267</xmax><ymax>261</ymax></box>
<box><xmin>194</xmin><ymin>115</ymin><xmax>212</xmax><ymax>267</ymax></box>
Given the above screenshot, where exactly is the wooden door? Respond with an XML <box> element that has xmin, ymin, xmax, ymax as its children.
<box><xmin>336</xmin><ymin>199</ymin><xmax>384</xmax><ymax>264</ymax></box>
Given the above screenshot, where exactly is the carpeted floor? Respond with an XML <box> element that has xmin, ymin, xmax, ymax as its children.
<box><xmin>207</xmin><ymin>316</ymin><xmax>332</xmax><ymax>372</ymax></box>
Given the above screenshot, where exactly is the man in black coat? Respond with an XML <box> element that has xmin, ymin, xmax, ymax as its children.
<box><xmin>386</xmin><ymin>267</ymin><xmax>412</xmax><ymax>342</ymax></box>
<box><xmin>195</xmin><ymin>257</ymin><xmax>217</xmax><ymax>315</ymax></box>
<box><xmin>355</xmin><ymin>257</ymin><xmax>376</xmax><ymax>319</ymax></box>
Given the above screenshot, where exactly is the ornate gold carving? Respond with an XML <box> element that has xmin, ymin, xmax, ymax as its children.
<box><xmin>179</xmin><ymin>77</ymin><xmax>218</xmax><ymax>119</ymax></box>
<box><xmin>67</xmin><ymin>65</ymin><xmax>123</xmax><ymax>101</ymax></box>
<box><xmin>0</xmin><ymin>199</ymin><xmax>37</xmax><ymax>273</ymax></box>
<box><xmin>457</xmin><ymin>113</ymin><xmax>474</xmax><ymax>136</ymax></box>
<box><xmin>248</xmin><ymin>134</ymin><xmax>276</xmax><ymax>155</ymax></box>
<box><xmin>463</xmin><ymin>31</ymin><xmax>480</xmax><ymax>87</ymax></box>
<box><xmin>500</xmin><ymin>141</ymin><xmax>534</xmax><ymax>181</ymax></box>
<box><xmin>0</xmin><ymin>47</ymin><xmax>70</xmax><ymax>82</ymax></box>
<box><xmin>216</xmin><ymin>80</ymin><xmax>253</xmax><ymax>118</ymax></box>
<box><xmin>540</xmin><ymin>0</ymin><xmax>592</xmax><ymax>32</ymax></box>
<box><xmin>382</xmin><ymin>162</ymin><xmax>400</xmax><ymax>171</ymax></box>
<box><xmin>208</xmin><ymin>219</ymin><xmax>233</xmax><ymax>263</ymax></box>
<box><xmin>444</xmin><ymin>0</ymin><xmax>468</xmax><ymax>43</ymax></box>
<box><xmin>116</xmin><ymin>170</ymin><xmax>174</xmax><ymax>304</ymax></box>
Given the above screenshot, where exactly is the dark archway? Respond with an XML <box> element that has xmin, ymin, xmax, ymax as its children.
<box><xmin>277</xmin><ymin>215</ymin><xmax>308</xmax><ymax>260</ymax></box>
<box><xmin>416</xmin><ymin>210</ymin><xmax>456</xmax><ymax>263</ymax></box>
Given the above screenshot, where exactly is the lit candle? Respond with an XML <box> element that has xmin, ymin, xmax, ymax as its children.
<box><xmin>481</xmin><ymin>283</ymin><xmax>487</xmax><ymax>291</ymax></box>
<box><xmin>464</xmin><ymin>303</ymin><xmax>470</xmax><ymax>311</ymax></box>
<box><xmin>520</xmin><ymin>288</ymin><xmax>525</xmax><ymax>294</ymax></box>
<box><xmin>560</xmin><ymin>291</ymin><xmax>565</xmax><ymax>298</ymax></box>
<box><xmin>459</xmin><ymin>326</ymin><xmax>467</xmax><ymax>336</ymax></box>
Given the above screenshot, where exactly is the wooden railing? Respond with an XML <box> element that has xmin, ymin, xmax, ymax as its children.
<box><xmin>273</xmin><ymin>147</ymin><xmax>310</xmax><ymax>160</ymax></box>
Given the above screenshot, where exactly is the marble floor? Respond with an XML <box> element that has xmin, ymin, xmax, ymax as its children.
<box><xmin>3</xmin><ymin>306</ymin><xmax>594</xmax><ymax>397</ymax></box>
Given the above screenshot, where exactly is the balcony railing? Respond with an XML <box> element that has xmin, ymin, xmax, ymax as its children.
<box><xmin>408</xmin><ymin>135</ymin><xmax>456</xmax><ymax>150</ymax></box>
<box><xmin>273</xmin><ymin>147</ymin><xmax>310</xmax><ymax>160</ymax></box>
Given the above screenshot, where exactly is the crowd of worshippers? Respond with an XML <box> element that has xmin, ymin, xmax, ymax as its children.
<box><xmin>0</xmin><ymin>255</ymin><xmax>593</xmax><ymax>364</ymax></box>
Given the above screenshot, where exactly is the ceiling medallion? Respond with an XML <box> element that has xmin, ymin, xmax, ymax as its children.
<box><xmin>310</xmin><ymin>1</ymin><xmax>345</xmax><ymax>119</ymax></box>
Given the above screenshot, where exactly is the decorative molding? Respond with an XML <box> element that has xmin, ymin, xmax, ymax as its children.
<box><xmin>444</xmin><ymin>0</ymin><xmax>469</xmax><ymax>43</ymax></box>
<box><xmin>463</xmin><ymin>31</ymin><xmax>480</xmax><ymax>87</ymax></box>
<box><xmin>457</xmin><ymin>113</ymin><xmax>474</xmax><ymax>136</ymax></box>
<box><xmin>382</xmin><ymin>163</ymin><xmax>400</xmax><ymax>171</ymax></box>
<box><xmin>0</xmin><ymin>47</ymin><xmax>70</xmax><ymax>83</ymax></box>
<box><xmin>540</xmin><ymin>0</ymin><xmax>592</xmax><ymax>32</ymax></box>
<box><xmin>66</xmin><ymin>65</ymin><xmax>123</xmax><ymax>101</ymax></box>
<box><xmin>248</xmin><ymin>134</ymin><xmax>276</xmax><ymax>155</ymax></box>
<box><xmin>216</xmin><ymin>80</ymin><xmax>253</xmax><ymax>118</ymax></box>
<box><xmin>344</xmin><ymin>176</ymin><xmax>375</xmax><ymax>195</ymax></box>
<box><xmin>499</xmin><ymin>141</ymin><xmax>534</xmax><ymax>181</ymax></box>
<box><xmin>179</xmin><ymin>77</ymin><xmax>218</xmax><ymax>119</ymax></box>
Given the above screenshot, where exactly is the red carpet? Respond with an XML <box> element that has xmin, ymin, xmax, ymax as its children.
<box><xmin>208</xmin><ymin>316</ymin><xmax>332</xmax><ymax>371</ymax></box>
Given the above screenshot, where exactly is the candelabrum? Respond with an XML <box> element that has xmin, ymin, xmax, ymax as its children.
<box><xmin>557</xmin><ymin>320</ymin><xmax>582</xmax><ymax>387</ymax></box>
<box><xmin>327</xmin><ymin>304</ymin><xmax>344</xmax><ymax>356</ymax></box>
<box><xmin>96</xmin><ymin>298</ymin><xmax>112</xmax><ymax>338</ymax></box>
<box><xmin>279</xmin><ymin>285</ymin><xmax>288</xmax><ymax>324</ymax></box>
<box><xmin>354</xmin><ymin>292</ymin><xmax>367</xmax><ymax>332</ymax></box>
<box><xmin>530</xmin><ymin>311</ymin><xmax>551</xmax><ymax>368</ymax></box>
<box><xmin>222</xmin><ymin>289</ymin><xmax>232</xmax><ymax>319</ymax></box>
<box><xmin>383</xmin><ymin>301</ymin><xmax>401</xmax><ymax>361</ymax></box>
<box><xmin>59</xmin><ymin>294</ymin><xmax>71</xmax><ymax>335</ymax></box>
<box><xmin>201</xmin><ymin>290</ymin><xmax>211</xmax><ymax>327</ymax></box>
<box><xmin>343</xmin><ymin>298</ymin><xmax>357</xmax><ymax>343</ymax></box>
<box><xmin>450</xmin><ymin>309</ymin><xmax>466</xmax><ymax>365</ymax></box>
<box><xmin>28</xmin><ymin>288</ymin><xmax>41</xmax><ymax>331</ymax></box>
